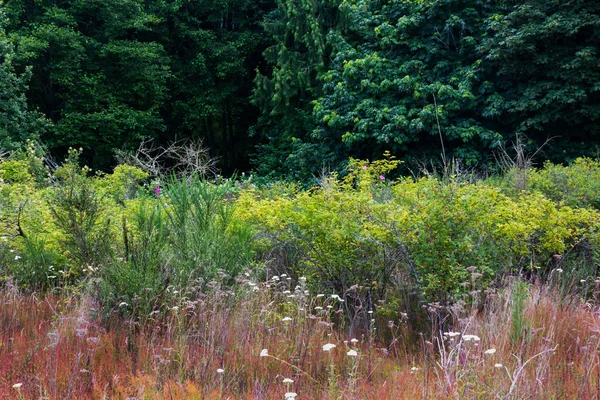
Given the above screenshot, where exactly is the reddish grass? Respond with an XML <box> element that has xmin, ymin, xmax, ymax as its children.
<box><xmin>1</xmin><ymin>279</ymin><xmax>599</xmax><ymax>399</ymax></box>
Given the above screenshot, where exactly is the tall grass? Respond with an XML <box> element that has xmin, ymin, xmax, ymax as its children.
<box><xmin>1</xmin><ymin>277</ymin><xmax>599</xmax><ymax>399</ymax></box>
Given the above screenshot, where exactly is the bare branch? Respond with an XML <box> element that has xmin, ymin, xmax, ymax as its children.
<box><xmin>115</xmin><ymin>139</ymin><xmax>217</xmax><ymax>178</ymax></box>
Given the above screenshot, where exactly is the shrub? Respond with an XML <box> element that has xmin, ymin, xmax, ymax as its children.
<box><xmin>163</xmin><ymin>175</ymin><xmax>255</xmax><ymax>291</ymax></box>
<box><xmin>47</xmin><ymin>149</ymin><xmax>115</xmax><ymax>279</ymax></box>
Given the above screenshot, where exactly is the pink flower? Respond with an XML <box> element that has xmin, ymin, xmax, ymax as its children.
<box><xmin>361</xmin><ymin>165</ymin><xmax>367</xmax><ymax>170</ymax></box>
<box><xmin>154</xmin><ymin>184</ymin><xmax>160</xmax><ymax>198</ymax></box>
<box><xmin>379</xmin><ymin>175</ymin><xmax>385</xmax><ymax>180</ymax></box>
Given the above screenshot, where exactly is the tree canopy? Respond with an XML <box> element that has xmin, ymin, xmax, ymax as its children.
<box><xmin>0</xmin><ymin>0</ymin><xmax>598</xmax><ymax>177</ymax></box>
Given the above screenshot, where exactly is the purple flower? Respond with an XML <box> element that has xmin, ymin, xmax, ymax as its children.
<box><xmin>154</xmin><ymin>184</ymin><xmax>160</xmax><ymax>198</ymax></box>
<box><xmin>379</xmin><ymin>175</ymin><xmax>385</xmax><ymax>180</ymax></box>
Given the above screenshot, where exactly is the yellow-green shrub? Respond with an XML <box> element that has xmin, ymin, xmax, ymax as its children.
<box><xmin>238</xmin><ymin>157</ymin><xmax>600</xmax><ymax>303</ymax></box>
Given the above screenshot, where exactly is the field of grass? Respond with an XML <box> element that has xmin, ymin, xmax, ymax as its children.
<box><xmin>3</xmin><ymin>150</ymin><xmax>600</xmax><ymax>398</ymax></box>
<box><xmin>1</xmin><ymin>277</ymin><xmax>600</xmax><ymax>399</ymax></box>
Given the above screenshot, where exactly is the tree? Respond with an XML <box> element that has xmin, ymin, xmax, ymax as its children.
<box><xmin>251</xmin><ymin>0</ymin><xmax>342</xmax><ymax>181</ymax></box>
<box><xmin>0</xmin><ymin>8</ymin><xmax>49</xmax><ymax>151</ymax></box>
<box><xmin>312</xmin><ymin>0</ymin><xmax>505</xmax><ymax>170</ymax></box>
<box><xmin>5</xmin><ymin>0</ymin><xmax>170</xmax><ymax>169</ymax></box>
<box><xmin>482</xmin><ymin>0</ymin><xmax>600</xmax><ymax>162</ymax></box>
<box><xmin>152</xmin><ymin>0</ymin><xmax>272</xmax><ymax>174</ymax></box>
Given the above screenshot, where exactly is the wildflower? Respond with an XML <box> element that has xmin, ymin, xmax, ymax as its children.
<box><xmin>285</xmin><ymin>393</ymin><xmax>297</xmax><ymax>399</ymax></box>
<box><xmin>327</xmin><ymin>305</ymin><xmax>333</xmax><ymax>309</ymax></box>
<box><xmin>217</xmin><ymin>368</ymin><xmax>225</xmax><ymax>374</ymax></box>
<box><xmin>361</xmin><ymin>165</ymin><xmax>367</xmax><ymax>170</ymax></box>
<box><xmin>350</xmin><ymin>338</ymin><xmax>359</xmax><ymax>344</ymax></box>
<box><xmin>154</xmin><ymin>184</ymin><xmax>160</xmax><ymax>198</ymax></box>
<box><xmin>86</xmin><ymin>337</ymin><xmax>100</xmax><ymax>345</ymax></box>
<box><xmin>12</xmin><ymin>383</ymin><xmax>23</xmax><ymax>389</ymax></box>
<box><xmin>260</xmin><ymin>349</ymin><xmax>269</xmax><ymax>357</ymax></box>
<box><xmin>14</xmin><ymin>255</ymin><xmax>21</xmax><ymax>261</ymax></box>
<box><xmin>367</xmin><ymin>310</ymin><xmax>374</xmax><ymax>314</ymax></box>
<box><xmin>379</xmin><ymin>175</ymin><xmax>385</xmax><ymax>180</ymax></box>
<box><xmin>462</xmin><ymin>335</ymin><xmax>480</xmax><ymax>342</ymax></box>
<box><xmin>484</xmin><ymin>348</ymin><xmax>497</xmax><ymax>355</ymax></box>
<box><xmin>443</xmin><ymin>331</ymin><xmax>460</xmax><ymax>338</ymax></box>
<box><xmin>315</xmin><ymin>306</ymin><xmax>323</xmax><ymax>311</ymax></box>
<box><xmin>282</xmin><ymin>317</ymin><xmax>293</xmax><ymax>322</ymax></box>
<box><xmin>272</xmin><ymin>276</ymin><xmax>280</xmax><ymax>281</ymax></box>
<box><xmin>323</xmin><ymin>343</ymin><xmax>336</xmax><ymax>352</ymax></box>
<box><xmin>494</xmin><ymin>363</ymin><xmax>503</xmax><ymax>368</ymax></box>
<box><xmin>283</xmin><ymin>378</ymin><xmax>294</xmax><ymax>383</ymax></box>
<box><xmin>347</xmin><ymin>349</ymin><xmax>358</xmax><ymax>357</ymax></box>
<box><xmin>410</xmin><ymin>367</ymin><xmax>419</xmax><ymax>373</ymax></box>
<box><xmin>281</xmin><ymin>274</ymin><xmax>287</xmax><ymax>277</ymax></box>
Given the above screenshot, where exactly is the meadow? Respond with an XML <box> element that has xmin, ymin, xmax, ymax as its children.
<box><xmin>2</xmin><ymin>147</ymin><xmax>600</xmax><ymax>399</ymax></box>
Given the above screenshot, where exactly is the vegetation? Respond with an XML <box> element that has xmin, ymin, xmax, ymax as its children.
<box><xmin>2</xmin><ymin>149</ymin><xmax>600</xmax><ymax>397</ymax></box>
<box><xmin>2</xmin><ymin>0</ymin><xmax>600</xmax><ymax>398</ymax></box>
<box><xmin>0</xmin><ymin>0</ymin><xmax>598</xmax><ymax>177</ymax></box>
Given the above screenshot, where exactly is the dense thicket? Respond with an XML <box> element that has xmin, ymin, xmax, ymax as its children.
<box><xmin>1</xmin><ymin>0</ymin><xmax>599</xmax><ymax>176</ymax></box>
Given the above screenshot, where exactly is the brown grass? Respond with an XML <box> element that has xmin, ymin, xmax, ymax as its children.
<box><xmin>1</xmin><ymin>277</ymin><xmax>599</xmax><ymax>399</ymax></box>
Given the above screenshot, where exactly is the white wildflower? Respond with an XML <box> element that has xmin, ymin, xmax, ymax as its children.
<box><xmin>462</xmin><ymin>335</ymin><xmax>480</xmax><ymax>342</ymax></box>
<box><xmin>322</xmin><ymin>343</ymin><xmax>336</xmax><ymax>352</ymax></box>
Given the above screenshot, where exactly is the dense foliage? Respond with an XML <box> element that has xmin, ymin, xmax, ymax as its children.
<box><xmin>2</xmin><ymin>0</ymin><xmax>270</xmax><ymax>171</ymax></box>
<box><xmin>2</xmin><ymin>152</ymin><xmax>600</xmax><ymax>323</ymax></box>
<box><xmin>0</xmin><ymin>0</ymin><xmax>598</xmax><ymax>177</ymax></box>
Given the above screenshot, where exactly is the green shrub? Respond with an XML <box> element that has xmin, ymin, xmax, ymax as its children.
<box><xmin>48</xmin><ymin>149</ymin><xmax>115</xmax><ymax>278</ymax></box>
<box><xmin>239</xmin><ymin>156</ymin><xmax>600</xmax><ymax>307</ymax></box>
<box><xmin>164</xmin><ymin>175</ymin><xmax>255</xmax><ymax>290</ymax></box>
<box><xmin>528</xmin><ymin>158</ymin><xmax>600</xmax><ymax>209</ymax></box>
<box><xmin>7</xmin><ymin>234</ymin><xmax>66</xmax><ymax>291</ymax></box>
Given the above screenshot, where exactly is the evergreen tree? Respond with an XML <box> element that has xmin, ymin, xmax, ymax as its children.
<box><xmin>252</xmin><ymin>0</ymin><xmax>342</xmax><ymax>181</ymax></box>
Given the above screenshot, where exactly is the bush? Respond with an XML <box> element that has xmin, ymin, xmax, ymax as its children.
<box><xmin>239</xmin><ymin>156</ymin><xmax>600</xmax><ymax>309</ymax></box>
<box><xmin>164</xmin><ymin>175</ymin><xmax>255</xmax><ymax>291</ymax></box>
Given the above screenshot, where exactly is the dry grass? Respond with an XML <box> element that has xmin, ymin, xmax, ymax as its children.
<box><xmin>1</xmin><ymin>276</ymin><xmax>599</xmax><ymax>399</ymax></box>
